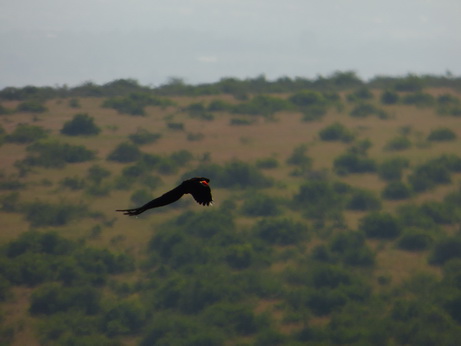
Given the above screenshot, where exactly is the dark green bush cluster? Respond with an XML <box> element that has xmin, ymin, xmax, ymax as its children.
<box><xmin>232</xmin><ymin>95</ymin><xmax>292</xmax><ymax>117</ymax></box>
<box><xmin>319</xmin><ymin>122</ymin><xmax>354</xmax><ymax>142</ymax></box>
<box><xmin>407</xmin><ymin>154</ymin><xmax>461</xmax><ymax>192</ymax></box>
<box><xmin>6</xmin><ymin>124</ymin><xmax>48</xmax><ymax>144</ymax></box>
<box><xmin>384</xmin><ymin>135</ymin><xmax>412</xmax><ymax>151</ymax></box>
<box><xmin>427</xmin><ymin>127</ymin><xmax>457</xmax><ymax>141</ymax></box>
<box><xmin>346</xmin><ymin>87</ymin><xmax>373</xmax><ymax>102</ymax></box>
<box><xmin>184</xmin><ymin>102</ymin><xmax>215</xmax><ymax>120</ymax></box>
<box><xmin>23</xmin><ymin>200</ymin><xmax>88</xmax><ymax>227</ymax></box>
<box><xmin>102</xmin><ymin>92</ymin><xmax>175</xmax><ymax>115</ymax></box>
<box><xmin>349</xmin><ymin>102</ymin><xmax>388</xmax><ymax>118</ymax></box>
<box><xmin>60</xmin><ymin>113</ymin><xmax>101</xmax><ymax>136</ymax></box>
<box><xmin>402</xmin><ymin>92</ymin><xmax>435</xmax><ymax>107</ymax></box>
<box><xmin>128</xmin><ymin>128</ymin><xmax>161</xmax><ymax>145</ymax></box>
<box><xmin>19</xmin><ymin>140</ymin><xmax>95</xmax><ymax>168</ymax></box>
<box><xmin>333</xmin><ymin>152</ymin><xmax>376</xmax><ymax>175</ymax></box>
<box><xmin>0</xmin><ymin>231</ymin><xmax>134</xmax><ymax>287</ymax></box>
<box><xmin>16</xmin><ymin>100</ymin><xmax>48</xmax><ymax>113</ymax></box>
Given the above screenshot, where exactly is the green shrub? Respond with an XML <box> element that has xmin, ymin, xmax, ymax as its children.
<box><xmin>102</xmin><ymin>92</ymin><xmax>174</xmax><ymax>115</ymax></box>
<box><xmin>382</xmin><ymin>181</ymin><xmax>412</xmax><ymax>200</ymax></box>
<box><xmin>241</xmin><ymin>193</ymin><xmax>280</xmax><ymax>217</ymax></box>
<box><xmin>349</xmin><ymin>103</ymin><xmax>384</xmax><ymax>118</ymax></box>
<box><xmin>430</xmin><ymin>237</ymin><xmax>461</xmax><ymax>265</ymax></box>
<box><xmin>129</xmin><ymin>128</ymin><xmax>161</xmax><ymax>145</ymax></box>
<box><xmin>380</xmin><ymin>90</ymin><xmax>400</xmax><ymax>104</ymax></box>
<box><xmin>87</xmin><ymin>164</ymin><xmax>111</xmax><ymax>184</ymax></box>
<box><xmin>22</xmin><ymin>140</ymin><xmax>95</xmax><ymax>167</ymax></box>
<box><xmin>398</xmin><ymin>231</ymin><xmax>433</xmax><ymax>251</ymax></box>
<box><xmin>360</xmin><ymin>212</ymin><xmax>402</xmax><ymax>239</ymax></box>
<box><xmin>254</xmin><ymin>218</ymin><xmax>308</xmax><ymax>245</ymax></box>
<box><xmin>427</xmin><ymin>128</ymin><xmax>457</xmax><ymax>141</ymax></box>
<box><xmin>346</xmin><ymin>87</ymin><xmax>373</xmax><ymax>102</ymax></box>
<box><xmin>402</xmin><ymin>92</ymin><xmax>435</xmax><ymax>107</ymax></box>
<box><xmin>294</xmin><ymin>180</ymin><xmax>344</xmax><ymax>219</ymax></box>
<box><xmin>384</xmin><ymin>136</ymin><xmax>412</xmax><ymax>151</ymax></box>
<box><xmin>107</xmin><ymin>142</ymin><xmax>142</xmax><ymax>163</ymax></box>
<box><xmin>408</xmin><ymin>158</ymin><xmax>453</xmax><ymax>192</ymax></box>
<box><xmin>30</xmin><ymin>283</ymin><xmax>101</xmax><ymax>315</ymax></box>
<box><xmin>346</xmin><ymin>189</ymin><xmax>381</xmax><ymax>211</ymax></box>
<box><xmin>6</xmin><ymin>124</ymin><xmax>48</xmax><ymax>144</ymax></box>
<box><xmin>60</xmin><ymin>176</ymin><xmax>85</xmax><ymax>190</ymax></box>
<box><xmin>256</xmin><ymin>157</ymin><xmax>279</xmax><ymax>169</ymax></box>
<box><xmin>60</xmin><ymin>113</ymin><xmax>100</xmax><ymax>136</ymax></box>
<box><xmin>24</xmin><ymin>200</ymin><xmax>87</xmax><ymax>227</ymax></box>
<box><xmin>319</xmin><ymin>122</ymin><xmax>354</xmax><ymax>142</ymax></box>
<box><xmin>232</xmin><ymin>95</ymin><xmax>291</xmax><ymax>117</ymax></box>
<box><xmin>378</xmin><ymin>157</ymin><xmax>409</xmax><ymax>180</ymax></box>
<box><xmin>333</xmin><ymin>153</ymin><xmax>376</xmax><ymax>174</ymax></box>
<box><xmin>16</xmin><ymin>100</ymin><xmax>47</xmax><ymax>113</ymax></box>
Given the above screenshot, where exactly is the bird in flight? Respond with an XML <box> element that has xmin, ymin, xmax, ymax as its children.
<box><xmin>116</xmin><ymin>177</ymin><xmax>213</xmax><ymax>216</ymax></box>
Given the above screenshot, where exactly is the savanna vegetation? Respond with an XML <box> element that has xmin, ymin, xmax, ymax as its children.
<box><xmin>1</xmin><ymin>71</ymin><xmax>461</xmax><ymax>345</ymax></box>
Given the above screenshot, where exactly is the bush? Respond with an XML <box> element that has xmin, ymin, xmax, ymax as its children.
<box><xmin>346</xmin><ymin>189</ymin><xmax>381</xmax><ymax>211</ymax></box>
<box><xmin>24</xmin><ymin>200</ymin><xmax>87</xmax><ymax>227</ymax></box>
<box><xmin>6</xmin><ymin>124</ymin><xmax>48</xmax><ymax>144</ymax></box>
<box><xmin>256</xmin><ymin>157</ymin><xmax>279</xmax><ymax>169</ymax></box>
<box><xmin>60</xmin><ymin>176</ymin><xmax>85</xmax><ymax>190</ymax></box>
<box><xmin>232</xmin><ymin>95</ymin><xmax>291</xmax><ymax>117</ymax></box>
<box><xmin>22</xmin><ymin>140</ymin><xmax>95</xmax><ymax>167</ymax></box>
<box><xmin>241</xmin><ymin>193</ymin><xmax>280</xmax><ymax>217</ymax></box>
<box><xmin>60</xmin><ymin>113</ymin><xmax>101</xmax><ymax>136</ymax></box>
<box><xmin>427</xmin><ymin>128</ymin><xmax>457</xmax><ymax>141</ymax></box>
<box><xmin>360</xmin><ymin>212</ymin><xmax>402</xmax><ymax>239</ymax></box>
<box><xmin>408</xmin><ymin>159</ymin><xmax>452</xmax><ymax>192</ymax></box>
<box><xmin>286</xmin><ymin>144</ymin><xmax>312</xmax><ymax>168</ymax></box>
<box><xmin>107</xmin><ymin>142</ymin><xmax>142</xmax><ymax>163</ymax></box>
<box><xmin>87</xmin><ymin>164</ymin><xmax>111</xmax><ymax>184</ymax></box>
<box><xmin>349</xmin><ymin>103</ymin><xmax>383</xmax><ymax>118</ymax></box>
<box><xmin>430</xmin><ymin>237</ymin><xmax>461</xmax><ymax>265</ymax></box>
<box><xmin>347</xmin><ymin>87</ymin><xmax>373</xmax><ymax>102</ymax></box>
<box><xmin>378</xmin><ymin>157</ymin><xmax>409</xmax><ymax>180</ymax></box>
<box><xmin>129</xmin><ymin>128</ymin><xmax>161</xmax><ymax>145</ymax></box>
<box><xmin>402</xmin><ymin>92</ymin><xmax>435</xmax><ymax>107</ymax></box>
<box><xmin>255</xmin><ymin>218</ymin><xmax>308</xmax><ymax>245</ymax></box>
<box><xmin>333</xmin><ymin>153</ymin><xmax>376</xmax><ymax>174</ymax></box>
<box><xmin>381</xmin><ymin>181</ymin><xmax>412</xmax><ymax>200</ymax></box>
<box><xmin>294</xmin><ymin>180</ymin><xmax>344</xmax><ymax>219</ymax></box>
<box><xmin>398</xmin><ymin>231</ymin><xmax>433</xmax><ymax>251</ymax></box>
<box><xmin>384</xmin><ymin>136</ymin><xmax>411</xmax><ymax>151</ymax></box>
<box><xmin>102</xmin><ymin>92</ymin><xmax>174</xmax><ymax>115</ymax></box>
<box><xmin>289</xmin><ymin>90</ymin><xmax>327</xmax><ymax>109</ymax></box>
<box><xmin>30</xmin><ymin>283</ymin><xmax>101</xmax><ymax>315</ymax></box>
<box><xmin>380</xmin><ymin>90</ymin><xmax>400</xmax><ymax>104</ymax></box>
<box><xmin>319</xmin><ymin>122</ymin><xmax>354</xmax><ymax>142</ymax></box>
<box><xmin>16</xmin><ymin>100</ymin><xmax>47</xmax><ymax>113</ymax></box>
<box><xmin>102</xmin><ymin>300</ymin><xmax>147</xmax><ymax>336</ymax></box>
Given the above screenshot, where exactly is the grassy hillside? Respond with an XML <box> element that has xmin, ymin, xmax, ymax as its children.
<box><xmin>1</xmin><ymin>77</ymin><xmax>461</xmax><ymax>345</ymax></box>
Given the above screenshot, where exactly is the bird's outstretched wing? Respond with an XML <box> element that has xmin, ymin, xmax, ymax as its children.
<box><xmin>116</xmin><ymin>177</ymin><xmax>212</xmax><ymax>216</ymax></box>
<box><xmin>185</xmin><ymin>178</ymin><xmax>213</xmax><ymax>206</ymax></box>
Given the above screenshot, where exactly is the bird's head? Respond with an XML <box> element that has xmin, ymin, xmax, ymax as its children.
<box><xmin>200</xmin><ymin>179</ymin><xmax>209</xmax><ymax>186</ymax></box>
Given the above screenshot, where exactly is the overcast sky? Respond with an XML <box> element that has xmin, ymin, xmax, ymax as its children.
<box><xmin>1</xmin><ymin>0</ymin><xmax>460</xmax><ymax>88</ymax></box>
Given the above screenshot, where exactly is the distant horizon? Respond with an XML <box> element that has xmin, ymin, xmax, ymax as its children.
<box><xmin>1</xmin><ymin>70</ymin><xmax>460</xmax><ymax>90</ymax></box>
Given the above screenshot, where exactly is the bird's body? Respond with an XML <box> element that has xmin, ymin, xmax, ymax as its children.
<box><xmin>116</xmin><ymin>177</ymin><xmax>212</xmax><ymax>216</ymax></box>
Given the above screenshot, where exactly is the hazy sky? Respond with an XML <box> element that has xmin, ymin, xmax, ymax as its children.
<box><xmin>1</xmin><ymin>0</ymin><xmax>460</xmax><ymax>88</ymax></box>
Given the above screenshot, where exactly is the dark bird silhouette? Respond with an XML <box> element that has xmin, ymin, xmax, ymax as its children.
<box><xmin>116</xmin><ymin>177</ymin><xmax>213</xmax><ymax>216</ymax></box>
